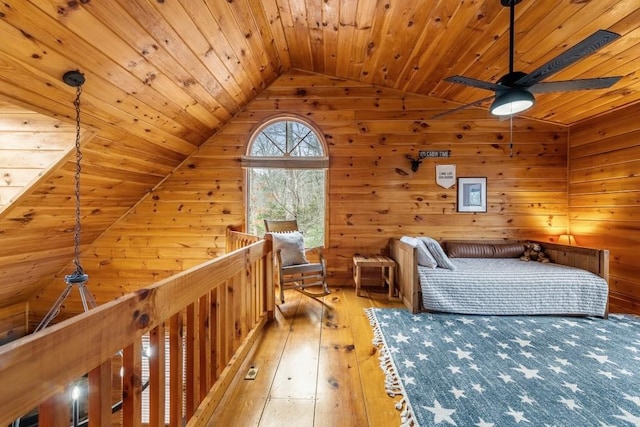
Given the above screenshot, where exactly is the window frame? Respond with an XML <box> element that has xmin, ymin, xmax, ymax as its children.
<box><xmin>241</xmin><ymin>115</ymin><xmax>329</xmax><ymax>169</ymax></box>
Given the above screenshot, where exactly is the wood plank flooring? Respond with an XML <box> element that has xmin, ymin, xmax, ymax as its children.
<box><xmin>207</xmin><ymin>287</ymin><xmax>405</xmax><ymax>427</ymax></box>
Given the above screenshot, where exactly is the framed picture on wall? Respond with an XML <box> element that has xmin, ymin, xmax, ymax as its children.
<box><xmin>457</xmin><ymin>177</ymin><xmax>487</xmax><ymax>212</ymax></box>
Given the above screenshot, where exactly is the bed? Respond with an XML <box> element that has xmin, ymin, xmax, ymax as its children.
<box><xmin>389</xmin><ymin>238</ymin><xmax>609</xmax><ymax>316</ymax></box>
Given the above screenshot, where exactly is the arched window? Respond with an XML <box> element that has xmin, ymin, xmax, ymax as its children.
<box><xmin>243</xmin><ymin>116</ymin><xmax>328</xmax><ymax>247</ymax></box>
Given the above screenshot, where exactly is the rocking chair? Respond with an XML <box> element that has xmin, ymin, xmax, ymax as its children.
<box><xmin>264</xmin><ymin>219</ymin><xmax>330</xmax><ymax>303</ymax></box>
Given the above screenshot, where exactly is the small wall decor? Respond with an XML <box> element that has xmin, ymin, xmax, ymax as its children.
<box><xmin>457</xmin><ymin>177</ymin><xmax>487</xmax><ymax>212</ymax></box>
<box><xmin>436</xmin><ymin>164</ymin><xmax>456</xmax><ymax>189</ymax></box>
<box><xmin>405</xmin><ymin>154</ymin><xmax>423</xmax><ymax>172</ymax></box>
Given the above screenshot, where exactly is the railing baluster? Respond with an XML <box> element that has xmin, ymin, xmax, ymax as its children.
<box><xmin>149</xmin><ymin>323</ymin><xmax>166</xmax><ymax>426</ymax></box>
<box><xmin>169</xmin><ymin>313</ymin><xmax>184</xmax><ymax>427</ymax></box>
<box><xmin>88</xmin><ymin>360</ymin><xmax>112</xmax><ymax>426</ymax></box>
<box><xmin>38</xmin><ymin>387</ymin><xmax>69</xmax><ymax>427</ymax></box>
<box><xmin>185</xmin><ymin>302</ymin><xmax>199</xmax><ymax>419</ymax></box>
<box><xmin>210</xmin><ymin>287</ymin><xmax>220</xmax><ymax>382</ymax></box>
<box><xmin>122</xmin><ymin>340</ymin><xmax>142</xmax><ymax>427</ymax></box>
<box><xmin>199</xmin><ymin>295</ymin><xmax>211</xmax><ymax>395</ymax></box>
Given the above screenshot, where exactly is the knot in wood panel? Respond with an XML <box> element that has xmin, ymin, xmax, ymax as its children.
<box><xmin>132</xmin><ymin>309</ymin><xmax>151</xmax><ymax>330</ymax></box>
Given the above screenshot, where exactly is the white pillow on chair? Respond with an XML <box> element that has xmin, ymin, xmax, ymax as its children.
<box><xmin>271</xmin><ymin>231</ymin><xmax>309</xmax><ymax>266</ymax></box>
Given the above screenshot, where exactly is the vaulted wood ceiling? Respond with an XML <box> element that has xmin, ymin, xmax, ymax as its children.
<box><xmin>0</xmin><ymin>0</ymin><xmax>639</xmax><ymax>312</ymax></box>
<box><xmin>1</xmin><ymin>1</ymin><xmax>639</xmax><ymax>134</ymax></box>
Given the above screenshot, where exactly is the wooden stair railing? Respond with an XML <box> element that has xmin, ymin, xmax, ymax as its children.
<box><xmin>226</xmin><ymin>226</ymin><xmax>261</xmax><ymax>252</ymax></box>
<box><xmin>0</xmin><ymin>230</ymin><xmax>272</xmax><ymax>426</ymax></box>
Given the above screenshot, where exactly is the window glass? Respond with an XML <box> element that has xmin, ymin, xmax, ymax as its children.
<box><xmin>245</xmin><ymin>118</ymin><xmax>326</xmax><ymax>247</ymax></box>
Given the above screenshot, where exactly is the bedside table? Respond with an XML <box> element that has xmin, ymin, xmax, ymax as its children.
<box><xmin>353</xmin><ymin>255</ymin><xmax>396</xmax><ymax>299</ymax></box>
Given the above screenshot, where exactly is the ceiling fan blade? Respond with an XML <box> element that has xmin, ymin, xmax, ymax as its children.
<box><xmin>515</xmin><ymin>30</ymin><xmax>621</xmax><ymax>87</ymax></box>
<box><xmin>430</xmin><ymin>95</ymin><xmax>496</xmax><ymax>119</ymax></box>
<box><xmin>529</xmin><ymin>76</ymin><xmax>622</xmax><ymax>93</ymax></box>
<box><xmin>445</xmin><ymin>75</ymin><xmax>504</xmax><ymax>92</ymax></box>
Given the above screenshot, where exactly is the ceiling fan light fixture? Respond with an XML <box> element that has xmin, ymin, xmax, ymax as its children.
<box><xmin>490</xmin><ymin>88</ymin><xmax>535</xmax><ymax>116</ymax></box>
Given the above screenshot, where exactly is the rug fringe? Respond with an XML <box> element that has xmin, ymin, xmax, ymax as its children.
<box><xmin>365</xmin><ymin>308</ymin><xmax>419</xmax><ymax>427</ymax></box>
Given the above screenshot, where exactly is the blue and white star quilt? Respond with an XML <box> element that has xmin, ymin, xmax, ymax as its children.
<box><xmin>366</xmin><ymin>308</ymin><xmax>640</xmax><ymax>426</ymax></box>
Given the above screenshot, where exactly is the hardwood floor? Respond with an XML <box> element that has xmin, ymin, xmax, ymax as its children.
<box><xmin>207</xmin><ymin>287</ymin><xmax>406</xmax><ymax>427</ymax></box>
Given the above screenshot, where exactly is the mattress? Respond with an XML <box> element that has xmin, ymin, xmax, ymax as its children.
<box><xmin>418</xmin><ymin>258</ymin><xmax>608</xmax><ymax>316</ymax></box>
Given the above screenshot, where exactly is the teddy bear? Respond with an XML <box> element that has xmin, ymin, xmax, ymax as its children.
<box><xmin>520</xmin><ymin>241</ymin><xmax>550</xmax><ymax>263</ymax></box>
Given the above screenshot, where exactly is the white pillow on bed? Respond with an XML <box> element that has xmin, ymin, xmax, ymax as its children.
<box><xmin>418</xmin><ymin>237</ymin><xmax>457</xmax><ymax>270</ymax></box>
<box><xmin>400</xmin><ymin>236</ymin><xmax>437</xmax><ymax>268</ymax></box>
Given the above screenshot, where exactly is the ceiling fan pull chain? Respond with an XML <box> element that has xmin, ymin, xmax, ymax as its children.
<box><xmin>510</xmin><ymin>114</ymin><xmax>514</xmax><ymax>157</ymax></box>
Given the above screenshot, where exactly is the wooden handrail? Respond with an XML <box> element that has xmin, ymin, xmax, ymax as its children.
<box><xmin>0</xmin><ymin>233</ymin><xmax>272</xmax><ymax>426</ymax></box>
<box><xmin>226</xmin><ymin>227</ymin><xmax>261</xmax><ymax>252</ymax></box>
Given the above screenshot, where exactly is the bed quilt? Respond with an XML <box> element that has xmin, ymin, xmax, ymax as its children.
<box><xmin>418</xmin><ymin>258</ymin><xmax>608</xmax><ymax>316</ymax></box>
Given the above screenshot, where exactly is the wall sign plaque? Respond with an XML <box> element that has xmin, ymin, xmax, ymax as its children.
<box><xmin>419</xmin><ymin>150</ymin><xmax>451</xmax><ymax>158</ymax></box>
<box><xmin>436</xmin><ymin>164</ymin><xmax>456</xmax><ymax>189</ymax></box>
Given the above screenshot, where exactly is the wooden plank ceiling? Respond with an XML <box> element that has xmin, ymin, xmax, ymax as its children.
<box><xmin>0</xmin><ymin>0</ymin><xmax>639</xmax><ymax>311</ymax></box>
<box><xmin>0</xmin><ymin>101</ymin><xmax>78</xmax><ymax>210</ymax></box>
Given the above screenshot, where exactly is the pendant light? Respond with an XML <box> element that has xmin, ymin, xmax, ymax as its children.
<box><xmin>35</xmin><ymin>70</ymin><xmax>96</xmax><ymax>332</ymax></box>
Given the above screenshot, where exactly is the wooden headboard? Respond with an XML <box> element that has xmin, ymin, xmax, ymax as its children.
<box><xmin>389</xmin><ymin>238</ymin><xmax>609</xmax><ymax>314</ymax></box>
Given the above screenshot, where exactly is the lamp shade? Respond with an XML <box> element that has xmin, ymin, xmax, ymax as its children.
<box><xmin>557</xmin><ymin>234</ymin><xmax>577</xmax><ymax>246</ymax></box>
<box><xmin>490</xmin><ymin>88</ymin><xmax>535</xmax><ymax>116</ymax></box>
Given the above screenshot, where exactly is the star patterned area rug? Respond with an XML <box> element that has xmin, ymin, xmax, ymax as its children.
<box><xmin>365</xmin><ymin>308</ymin><xmax>640</xmax><ymax>427</ymax></box>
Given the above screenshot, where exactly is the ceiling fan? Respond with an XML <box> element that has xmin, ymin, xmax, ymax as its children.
<box><xmin>433</xmin><ymin>0</ymin><xmax>623</xmax><ymax>119</ymax></box>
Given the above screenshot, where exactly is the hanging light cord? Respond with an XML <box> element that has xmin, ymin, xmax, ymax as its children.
<box><xmin>70</xmin><ymin>85</ymin><xmax>85</xmax><ymax>279</ymax></box>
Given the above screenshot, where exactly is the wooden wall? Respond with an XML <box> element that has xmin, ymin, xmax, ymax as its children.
<box><xmin>30</xmin><ymin>70</ymin><xmax>570</xmax><ymax>321</ymax></box>
<box><xmin>569</xmin><ymin>102</ymin><xmax>640</xmax><ymax>313</ymax></box>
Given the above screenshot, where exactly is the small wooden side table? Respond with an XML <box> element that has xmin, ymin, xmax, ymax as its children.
<box><xmin>353</xmin><ymin>255</ymin><xmax>396</xmax><ymax>299</ymax></box>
